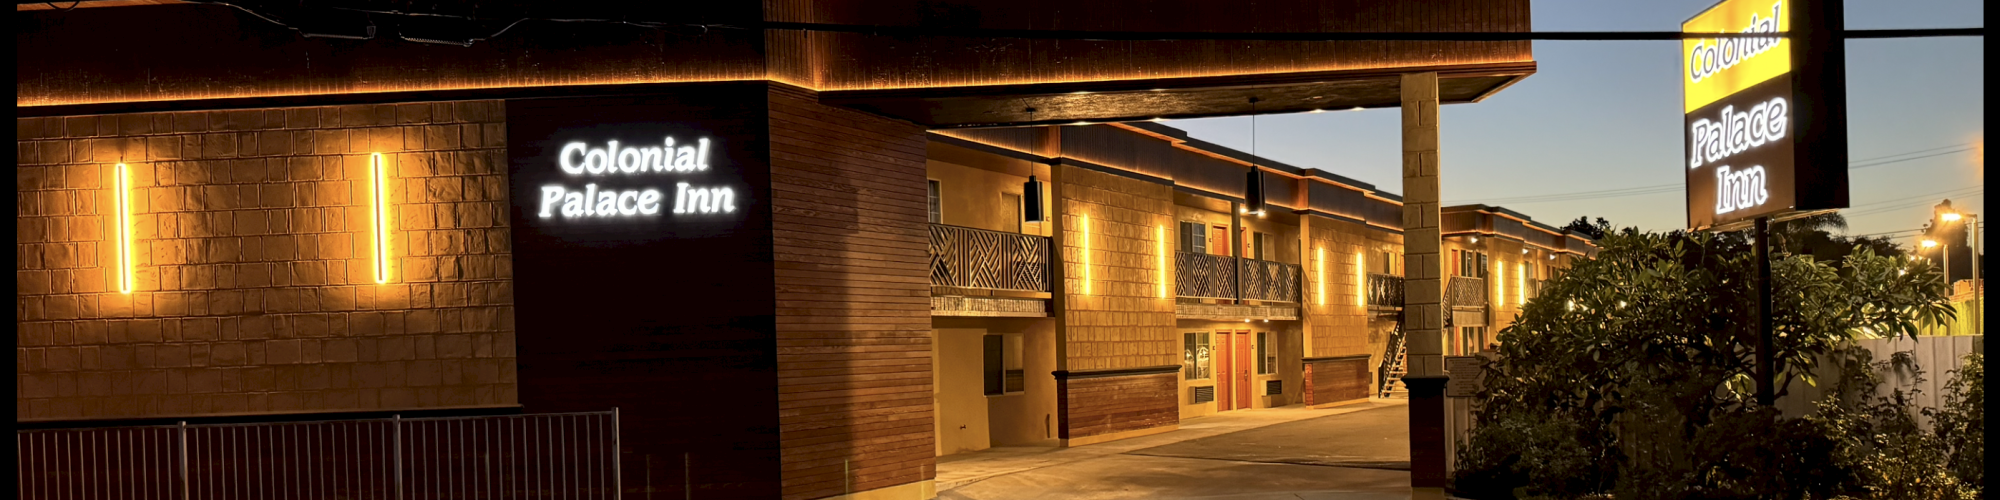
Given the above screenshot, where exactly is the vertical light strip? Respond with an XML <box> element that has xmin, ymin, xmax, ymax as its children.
<box><xmin>1517</xmin><ymin>263</ymin><xmax>1526</xmax><ymax>305</ymax></box>
<box><xmin>115</xmin><ymin>163</ymin><xmax>135</xmax><ymax>294</ymax></box>
<box><xmin>371</xmin><ymin>153</ymin><xmax>391</xmax><ymax>284</ymax></box>
<box><xmin>1355</xmin><ymin>251</ymin><xmax>1365</xmax><ymax>309</ymax></box>
<box><xmin>1315</xmin><ymin>247</ymin><xmax>1326</xmax><ymax>306</ymax></box>
<box><xmin>1156</xmin><ymin>225</ymin><xmax>1169</xmax><ymax>299</ymax></box>
<box><xmin>1081</xmin><ymin>214</ymin><xmax>1092</xmax><ymax>295</ymax></box>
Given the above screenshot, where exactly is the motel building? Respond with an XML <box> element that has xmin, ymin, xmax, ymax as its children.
<box><xmin>19</xmin><ymin>1</ymin><xmax>1588</xmax><ymax>499</ymax></box>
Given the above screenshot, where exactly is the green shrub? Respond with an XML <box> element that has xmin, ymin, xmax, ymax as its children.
<box><xmin>1448</xmin><ymin>230</ymin><xmax>1967</xmax><ymax>499</ymax></box>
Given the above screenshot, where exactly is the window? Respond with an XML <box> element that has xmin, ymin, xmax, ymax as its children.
<box><xmin>983</xmin><ymin>334</ymin><xmax>1024</xmax><ymax>395</ymax></box>
<box><xmin>1183</xmin><ymin>332</ymin><xmax>1212</xmax><ymax>380</ymax></box>
<box><xmin>1256</xmin><ymin>332</ymin><xmax>1275</xmax><ymax>375</ymax></box>
<box><xmin>1456</xmin><ymin>250</ymin><xmax>1488</xmax><ymax>278</ymax></box>
<box><xmin>926</xmin><ymin>180</ymin><xmax>942</xmax><ymax>224</ymax></box>
<box><xmin>1001</xmin><ymin>193</ymin><xmax>1022</xmax><ymax>233</ymax></box>
<box><xmin>1251</xmin><ymin>232</ymin><xmax>1273</xmax><ymax>261</ymax></box>
<box><xmin>1179</xmin><ymin>221</ymin><xmax>1207</xmax><ymax>254</ymax></box>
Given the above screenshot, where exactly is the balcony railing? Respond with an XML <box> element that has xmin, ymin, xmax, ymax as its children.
<box><xmin>1240</xmin><ymin>259</ymin><xmax>1301</xmax><ymax>303</ymax></box>
<box><xmin>1176</xmin><ymin>252</ymin><xmax>1237</xmax><ymax>299</ymax></box>
<box><xmin>1368</xmin><ymin>273</ymin><xmax>1405</xmax><ymax>308</ymax></box>
<box><xmin>929</xmin><ymin>224</ymin><xmax>1053</xmax><ymax>293</ymax></box>
<box><xmin>1175</xmin><ymin>252</ymin><xmax>1300</xmax><ymax>302</ymax></box>
<box><xmin>1446</xmin><ymin>276</ymin><xmax>1488</xmax><ymax>308</ymax></box>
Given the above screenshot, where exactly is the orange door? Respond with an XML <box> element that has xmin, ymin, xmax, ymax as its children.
<box><xmin>1234</xmin><ymin>331</ymin><xmax>1253</xmax><ymax>409</ymax></box>
<box><xmin>1215</xmin><ymin>333</ymin><xmax>1235</xmax><ymax>411</ymax></box>
<box><xmin>1209</xmin><ymin>226</ymin><xmax>1229</xmax><ymax>256</ymax></box>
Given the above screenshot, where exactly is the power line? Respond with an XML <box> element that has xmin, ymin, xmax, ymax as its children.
<box><xmin>1445</xmin><ymin>143</ymin><xmax>1979</xmax><ymax>205</ymax></box>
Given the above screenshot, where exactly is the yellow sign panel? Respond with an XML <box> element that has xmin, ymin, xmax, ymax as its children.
<box><xmin>1682</xmin><ymin>0</ymin><xmax>1791</xmax><ymax>113</ymax></box>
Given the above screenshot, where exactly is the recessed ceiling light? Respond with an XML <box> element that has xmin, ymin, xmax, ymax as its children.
<box><xmin>1310</xmin><ymin>109</ymin><xmax>1325</xmax><ymax>113</ymax></box>
<box><xmin>1351</xmin><ymin>106</ymin><xmax>1365</xmax><ymax>111</ymax></box>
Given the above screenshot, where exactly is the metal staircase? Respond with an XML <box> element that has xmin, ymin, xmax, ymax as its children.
<box><xmin>1378</xmin><ymin>277</ymin><xmax>1463</xmax><ymax>398</ymax></box>
<box><xmin>1378</xmin><ymin>322</ymin><xmax>1408</xmax><ymax>398</ymax></box>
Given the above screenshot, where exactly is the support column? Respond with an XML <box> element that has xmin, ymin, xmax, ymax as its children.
<box><xmin>1400</xmin><ymin>72</ymin><xmax>1445</xmax><ymax>378</ymax></box>
<box><xmin>1400</xmin><ymin>72</ymin><xmax>1450</xmax><ymax>496</ymax></box>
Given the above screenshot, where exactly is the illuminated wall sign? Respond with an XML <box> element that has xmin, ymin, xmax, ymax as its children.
<box><xmin>1682</xmin><ymin>0</ymin><xmax>1844</xmax><ymax>230</ymax></box>
<box><xmin>538</xmin><ymin>138</ymin><xmax>737</xmax><ymax>219</ymax></box>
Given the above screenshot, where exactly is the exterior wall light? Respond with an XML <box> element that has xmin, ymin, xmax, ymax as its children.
<box><xmin>1355</xmin><ymin>250</ymin><xmax>1365</xmax><ymax>310</ymax></box>
<box><xmin>371</xmin><ymin>153</ymin><xmax>392</xmax><ymax>284</ymax></box>
<box><xmin>1081</xmin><ymin>213</ymin><xmax>1092</xmax><ymax>295</ymax></box>
<box><xmin>1156</xmin><ymin>225</ymin><xmax>1169</xmax><ymax>299</ymax></box>
<box><xmin>114</xmin><ymin>163</ymin><xmax>135</xmax><ymax>294</ymax></box>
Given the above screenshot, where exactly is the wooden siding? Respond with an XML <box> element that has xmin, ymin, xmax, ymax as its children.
<box><xmin>792</xmin><ymin>0</ymin><xmax>1533</xmax><ymax>91</ymax></box>
<box><xmin>1057</xmin><ymin>372</ymin><xmax>1178</xmax><ymax>439</ymax></box>
<box><xmin>1306</xmin><ymin>357</ymin><xmax>1370</xmax><ymax>405</ymax></box>
<box><xmin>768</xmin><ymin>87</ymin><xmax>936</xmax><ymax>500</ymax></box>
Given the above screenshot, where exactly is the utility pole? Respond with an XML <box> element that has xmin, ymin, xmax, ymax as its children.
<box><xmin>1754</xmin><ymin>216</ymin><xmax>1774</xmax><ymax>406</ymax></box>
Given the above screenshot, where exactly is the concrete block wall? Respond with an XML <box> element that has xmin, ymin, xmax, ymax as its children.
<box><xmin>15</xmin><ymin>102</ymin><xmax>517</xmax><ymax>421</ymax></box>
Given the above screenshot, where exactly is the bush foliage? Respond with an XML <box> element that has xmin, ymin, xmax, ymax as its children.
<box><xmin>1450</xmin><ymin>230</ymin><xmax>1979</xmax><ymax>500</ymax></box>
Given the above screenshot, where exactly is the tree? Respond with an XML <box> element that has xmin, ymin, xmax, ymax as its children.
<box><xmin>1451</xmin><ymin>230</ymin><xmax>1962</xmax><ymax>499</ymax></box>
<box><xmin>1561</xmin><ymin>216</ymin><xmax>1614</xmax><ymax>240</ymax></box>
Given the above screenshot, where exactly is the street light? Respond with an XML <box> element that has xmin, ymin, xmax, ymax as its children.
<box><xmin>1937</xmin><ymin>210</ymin><xmax>1981</xmax><ymax>334</ymax></box>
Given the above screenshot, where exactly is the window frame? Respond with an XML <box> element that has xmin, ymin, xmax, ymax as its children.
<box><xmin>1255</xmin><ymin>331</ymin><xmax>1274</xmax><ymax>375</ymax></box>
<box><xmin>926</xmin><ymin>179</ymin><xmax>942</xmax><ymax>225</ymax></box>
<box><xmin>1183</xmin><ymin>332</ymin><xmax>1212</xmax><ymax>381</ymax></box>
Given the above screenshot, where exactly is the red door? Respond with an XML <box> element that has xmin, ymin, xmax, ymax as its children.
<box><xmin>1216</xmin><ymin>333</ymin><xmax>1235</xmax><ymax>411</ymax></box>
<box><xmin>1233</xmin><ymin>331</ymin><xmax>1253</xmax><ymax>409</ymax></box>
<box><xmin>1215</xmin><ymin>331</ymin><xmax>1254</xmax><ymax>411</ymax></box>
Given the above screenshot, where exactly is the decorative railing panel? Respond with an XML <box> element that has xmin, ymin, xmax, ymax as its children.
<box><xmin>1239</xmin><ymin>259</ymin><xmax>1301</xmax><ymax>303</ymax></box>
<box><xmin>1176</xmin><ymin>252</ymin><xmax>1236</xmax><ymax>299</ymax></box>
<box><xmin>1446</xmin><ymin>276</ymin><xmax>1488</xmax><ymax>308</ymax></box>
<box><xmin>930</xmin><ymin>224</ymin><xmax>1051</xmax><ymax>293</ymax></box>
<box><xmin>17</xmin><ymin>411</ymin><xmax>620</xmax><ymax>500</ymax></box>
<box><xmin>1367</xmin><ymin>273</ymin><xmax>1405</xmax><ymax>308</ymax></box>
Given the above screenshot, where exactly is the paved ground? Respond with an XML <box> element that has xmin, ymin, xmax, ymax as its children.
<box><xmin>936</xmin><ymin>399</ymin><xmax>1413</xmax><ymax>500</ymax></box>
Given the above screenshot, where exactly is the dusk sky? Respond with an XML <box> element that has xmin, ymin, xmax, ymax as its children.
<box><xmin>1169</xmin><ymin>0</ymin><xmax>1984</xmax><ymax>246</ymax></box>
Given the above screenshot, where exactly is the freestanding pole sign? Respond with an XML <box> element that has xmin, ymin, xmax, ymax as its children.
<box><xmin>1683</xmin><ymin>0</ymin><xmax>1848</xmax><ymax>405</ymax></box>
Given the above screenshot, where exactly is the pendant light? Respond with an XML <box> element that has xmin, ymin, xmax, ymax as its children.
<box><xmin>1244</xmin><ymin>97</ymin><xmax>1267</xmax><ymax>217</ymax></box>
<box><xmin>1024</xmin><ymin>174</ymin><xmax>1045</xmax><ymax>222</ymax></box>
<box><xmin>1022</xmin><ymin>104</ymin><xmax>1046</xmax><ymax>223</ymax></box>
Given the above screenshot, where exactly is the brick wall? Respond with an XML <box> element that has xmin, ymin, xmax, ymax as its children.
<box><xmin>16</xmin><ymin>102</ymin><xmax>516</xmax><ymax>421</ymax></box>
<box><xmin>1057</xmin><ymin>372</ymin><xmax>1178</xmax><ymax>439</ymax></box>
<box><xmin>1054</xmin><ymin>165</ymin><xmax>1177</xmax><ymax>372</ymax></box>
<box><xmin>767</xmin><ymin>87</ymin><xmax>936</xmax><ymax>500</ymax></box>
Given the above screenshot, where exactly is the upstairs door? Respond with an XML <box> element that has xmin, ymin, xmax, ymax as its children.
<box><xmin>1209</xmin><ymin>225</ymin><xmax>1229</xmax><ymax>256</ymax></box>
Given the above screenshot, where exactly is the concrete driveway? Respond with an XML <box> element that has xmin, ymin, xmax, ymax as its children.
<box><xmin>936</xmin><ymin>400</ymin><xmax>1413</xmax><ymax>500</ymax></box>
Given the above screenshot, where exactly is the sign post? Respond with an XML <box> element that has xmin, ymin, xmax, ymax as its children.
<box><xmin>1683</xmin><ymin>0</ymin><xmax>1848</xmax><ymax>405</ymax></box>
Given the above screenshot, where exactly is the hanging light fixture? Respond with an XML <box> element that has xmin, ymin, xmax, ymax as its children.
<box><xmin>1244</xmin><ymin>97</ymin><xmax>1267</xmax><ymax>217</ymax></box>
<box><xmin>1023</xmin><ymin>174</ymin><xmax>1045</xmax><ymax>223</ymax></box>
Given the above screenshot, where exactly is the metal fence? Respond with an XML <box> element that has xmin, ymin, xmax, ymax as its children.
<box><xmin>1445</xmin><ymin>277</ymin><xmax>1487</xmax><ymax>309</ymax></box>
<box><xmin>929</xmin><ymin>224</ymin><xmax>1052</xmax><ymax>292</ymax></box>
<box><xmin>1239</xmin><ymin>259</ymin><xmax>1300</xmax><ymax>303</ymax></box>
<box><xmin>1367</xmin><ymin>273</ymin><xmax>1404</xmax><ymax>308</ymax></box>
<box><xmin>1176</xmin><ymin>252</ymin><xmax>1236</xmax><ymax>299</ymax></box>
<box><xmin>17</xmin><ymin>411</ymin><xmax>619</xmax><ymax>500</ymax></box>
